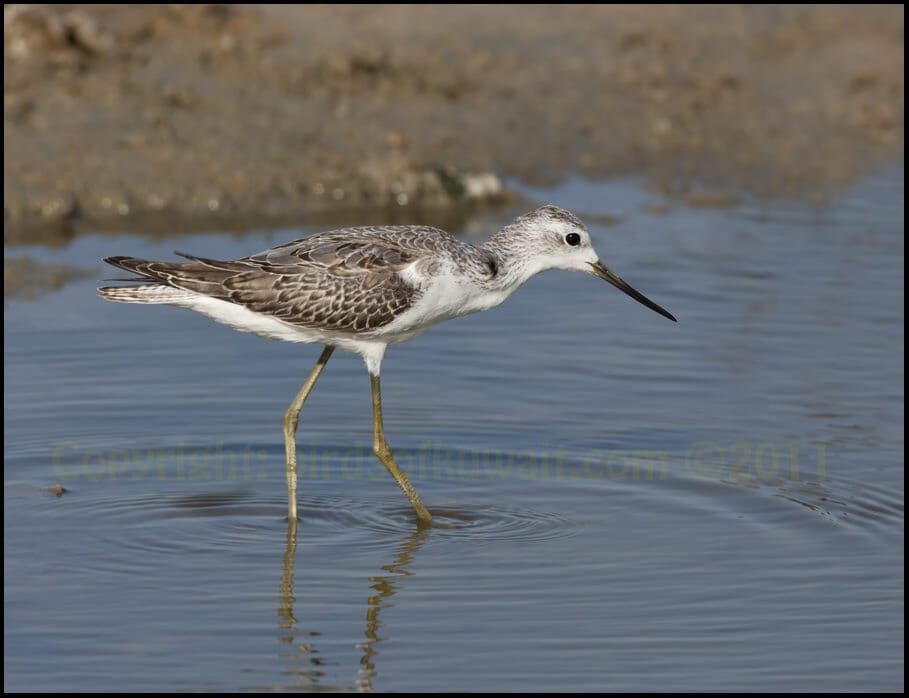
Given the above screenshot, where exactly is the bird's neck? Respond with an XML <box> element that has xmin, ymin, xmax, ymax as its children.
<box><xmin>478</xmin><ymin>230</ymin><xmax>548</xmax><ymax>294</ymax></box>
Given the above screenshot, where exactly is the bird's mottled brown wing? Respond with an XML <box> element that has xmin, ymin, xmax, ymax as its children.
<box><xmin>225</xmin><ymin>252</ymin><xmax>416</xmax><ymax>332</ymax></box>
<box><xmin>231</xmin><ymin>228</ymin><xmax>459</xmax><ymax>331</ymax></box>
<box><xmin>107</xmin><ymin>226</ymin><xmax>458</xmax><ymax>332</ymax></box>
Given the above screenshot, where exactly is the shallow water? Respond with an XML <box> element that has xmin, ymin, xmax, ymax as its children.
<box><xmin>4</xmin><ymin>169</ymin><xmax>904</xmax><ymax>692</ymax></box>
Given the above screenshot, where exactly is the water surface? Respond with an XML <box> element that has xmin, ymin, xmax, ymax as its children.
<box><xmin>4</xmin><ymin>170</ymin><xmax>904</xmax><ymax>691</ymax></box>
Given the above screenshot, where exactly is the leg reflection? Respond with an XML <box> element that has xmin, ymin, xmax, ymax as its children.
<box><xmin>277</xmin><ymin>518</ymin><xmax>329</xmax><ymax>688</ymax></box>
<box><xmin>277</xmin><ymin>520</ymin><xmax>430</xmax><ymax>691</ymax></box>
<box><xmin>278</xmin><ymin>519</ymin><xmax>299</xmax><ymax>638</ymax></box>
<box><xmin>356</xmin><ymin>527</ymin><xmax>429</xmax><ymax>691</ymax></box>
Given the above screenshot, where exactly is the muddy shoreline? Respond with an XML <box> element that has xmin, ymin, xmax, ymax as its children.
<box><xmin>4</xmin><ymin>4</ymin><xmax>904</xmax><ymax>245</ymax></box>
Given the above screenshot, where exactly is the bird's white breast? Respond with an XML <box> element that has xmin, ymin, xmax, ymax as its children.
<box><xmin>373</xmin><ymin>260</ymin><xmax>510</xmax><ymax>344</ymax></box>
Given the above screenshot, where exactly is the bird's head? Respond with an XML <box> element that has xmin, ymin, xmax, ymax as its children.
<box><xmin>508</xmin><ymin>205</ymin><xmax>676</xmax><ymax>322</ymax></box>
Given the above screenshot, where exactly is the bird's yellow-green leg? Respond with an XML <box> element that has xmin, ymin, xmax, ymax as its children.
<box><xmin>284</xmin><ymin>346</ymin><xmax>334</xmax><ymax>521</ymax></box>
<box><xmin>370</xmin><ymin>373</ymin><xmax>432</xmax><ymax>525</ymax></box>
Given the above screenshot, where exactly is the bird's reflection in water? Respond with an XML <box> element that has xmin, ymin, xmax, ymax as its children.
<box><xmin>355</xmin><ymin>525</ymin><xmax>428</xmax><ymax>692</ymax></box>
<box><xmin>277</xmin><ymin>519</ymin><xmax>326</xmax><ymax>689</ymax></box>
<box><xmin>277</xmin><ymin>519</ymin><xmax>428</xmax><ymax>691</ymax></box>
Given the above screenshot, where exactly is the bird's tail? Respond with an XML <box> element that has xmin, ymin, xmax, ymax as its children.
<box><xmin>98</xmin><ymin>284</ymin><xmax>196</xmax><ymax>304</ymax></box>
<box><xmin>98</xmin><ymin>255</ymin><xmax>196</xmax><ymax>304</ymax></box>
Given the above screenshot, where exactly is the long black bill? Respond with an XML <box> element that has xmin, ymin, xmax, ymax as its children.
<box><xmin>589</xmin><ymin>260</ymin><xmax>677</xmax><ymax>322</ymax></box>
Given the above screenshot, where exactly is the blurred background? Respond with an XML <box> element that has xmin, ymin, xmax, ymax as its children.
<box><xmin>4</xmin><ymin>4</ymin><xmax>904</xmax><ymax>693</ymax></box>
<box><xmin>4</xmin><ymin>4</ymin><xmax>903</xmax><ymax>245</ymax></box>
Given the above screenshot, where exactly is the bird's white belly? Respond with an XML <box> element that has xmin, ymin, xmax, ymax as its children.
<box><xmin>173</xmin><ymin>294</ymin><xmax>379</xmax><ymax>355</ymax></box>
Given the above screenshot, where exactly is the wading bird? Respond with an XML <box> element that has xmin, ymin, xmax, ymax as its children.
<box><xmin>100</xmin><ymin>205</ymin><xmax>675</xmax><ymax>525</ymax></box>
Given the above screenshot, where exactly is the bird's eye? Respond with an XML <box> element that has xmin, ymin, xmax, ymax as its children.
<box><xmin>565</xmin><ymin>232</ymin><xmax>581</xmax><ymax>246</ymax></box>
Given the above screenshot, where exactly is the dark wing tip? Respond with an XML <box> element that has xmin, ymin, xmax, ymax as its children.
<box><xmin>103</xmin><ymin>256</ymin><xmax>144</xmax><ymax>271</ymax></box>
<box><xmin>103</xmin><ymin>256</ymin><xmax>158</xmax><ymax>280</ymax></box>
